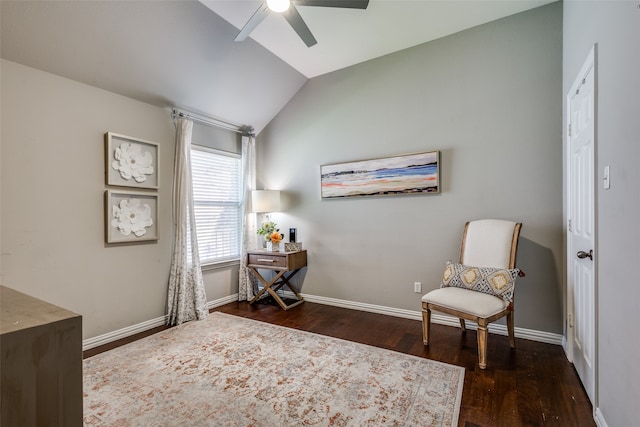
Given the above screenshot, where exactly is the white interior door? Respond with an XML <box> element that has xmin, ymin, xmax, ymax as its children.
<box><xmin>567</xmin><ymin>46</ymin><xmax>596</xmax><ymax>404</ymax></box>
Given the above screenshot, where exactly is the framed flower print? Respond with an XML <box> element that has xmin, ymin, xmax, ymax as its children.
<box><xmin>105</xmin><ymin>132</ymin><xmax>158</xmax><ymax>190</ymax></box>
<box><xmin>105</xmin><ymin>190</ymin><xmax>158</xmax><ymax>243</ymax></box>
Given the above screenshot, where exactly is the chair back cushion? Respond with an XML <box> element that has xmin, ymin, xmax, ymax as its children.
<box><xmin>461</xmin><ymin>220</ymin><xmax>519</xmax><ymax>269</ymax></box>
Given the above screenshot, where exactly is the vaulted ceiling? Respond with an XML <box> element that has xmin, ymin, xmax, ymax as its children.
<box><xmin>1</xmin><ymin>0</ymin><xmax>306</xmax><ymax>134</ymax></box>
<box><xmin>1</xmin><ymin>0</ymin><xmax>555</xmax><ymax>134</ymax></box>
<box><xmin>202</xmin><ymin>0</ymin><xmax>556</xmax><ymax>78</ymax></box>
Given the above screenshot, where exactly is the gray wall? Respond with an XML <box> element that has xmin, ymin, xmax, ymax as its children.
<box><xmin>0</xmin><ymin>60</ymin><xmax>237</xmax><ymax>339</ymax></box>
<box><xmin>563</xmin><ymin>1</ymin><xmax>640</xmax><ymax>425</ymax></box>
<box><xmin>257</xmin><ymin>3</ymin><xmax>564</xmax><ymax>333</ymax></box>
<box><xmin>1</xmin><ymin>1</ymin><xmax>569</xmax><ymax>343</ymax></box>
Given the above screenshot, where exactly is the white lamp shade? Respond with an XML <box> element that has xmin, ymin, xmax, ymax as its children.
<box><xmin>251</xmin><ymin>190</ymin><xmax>281</xmax><ymax>213</ymax></box>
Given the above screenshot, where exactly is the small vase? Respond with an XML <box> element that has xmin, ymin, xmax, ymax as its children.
<box><xmin>266</xmin><ymin>241</ymin><xmax>281</xmax><ymax>252</ymax></box>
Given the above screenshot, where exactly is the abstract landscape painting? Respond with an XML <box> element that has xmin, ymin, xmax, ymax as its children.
<box><xmin>321</xmin><ymin>150</ymin><xmax>440</xmax><ymax>198</ymax></box>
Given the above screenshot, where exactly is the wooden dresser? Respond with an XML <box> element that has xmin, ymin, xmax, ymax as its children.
<box><xmin>1</xmin><ymin>286</ymin><xmax>83</xmax><ymax>426</ymax></box>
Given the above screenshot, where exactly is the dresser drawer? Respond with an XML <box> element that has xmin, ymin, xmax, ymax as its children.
<box><xmin>248</xmin><ymin>253</ymin><xmax>287</xmax><ymax>268</ymax></box>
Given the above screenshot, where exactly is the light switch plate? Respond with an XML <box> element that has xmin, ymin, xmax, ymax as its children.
<box><xmin>603</xmin><ymin>165</ymin><xmax>610</xmax><ymax>189</ymax></box>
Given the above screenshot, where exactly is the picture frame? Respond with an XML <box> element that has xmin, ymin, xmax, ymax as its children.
<box><xmin>105</xmin><ymin>190</ymin><xmax>158</xmax><ymax>243</ymax></box>
<box><xmin>105</xmin><ymin>132</ymin><xmax>159</xmax><ymax>190</ymax></box>
<box><xmin>320</xmin><ymin>150</ymin><xmax>440</xmax><ymax>199</ymax></box>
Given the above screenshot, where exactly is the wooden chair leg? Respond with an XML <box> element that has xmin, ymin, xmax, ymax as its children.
<box><xmin>459</xmin><ymin>318</ymin><xmax>466</xmax><ymax>332</ymax></box>
<box><xmin>421</xmin><ymin>306</ymin><xmax>431</xmax><ymax>345</ymax></box>
<box><xmin>507</xmin><ymin>311</ymin><xmax>516</xmax><ymax>348</ymax></box>
<box><xmin>477</xmin><ymin>323</ymin><xmax>488</xmax><ymax>369</ymax></box>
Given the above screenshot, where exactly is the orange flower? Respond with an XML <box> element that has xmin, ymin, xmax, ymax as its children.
<box><xmin>270</xmin><ymin>232</ymin><xmax>283</xmax><ymax>243</ymax></box>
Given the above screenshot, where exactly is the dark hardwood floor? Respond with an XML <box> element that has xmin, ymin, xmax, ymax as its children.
<box><xmin>84</xmin><ymin>301</ymin><xmax>594</xmax><ymax>426</ymax></box>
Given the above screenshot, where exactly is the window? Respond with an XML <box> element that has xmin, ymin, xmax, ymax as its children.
<box><xmin>190</xmin><ymin>146</ymin><xmax>242</xmax><ymax>265</ymax></box>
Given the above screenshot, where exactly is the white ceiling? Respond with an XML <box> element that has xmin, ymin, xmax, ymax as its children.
<box><xmin>201</xmin><ymin>0</ymin><xmax>557</xmax><ymax>78</ymax></box>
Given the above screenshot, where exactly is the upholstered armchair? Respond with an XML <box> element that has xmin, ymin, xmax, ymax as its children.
<box><xmin>421</xmin><ymin>219</ymin><xmax>522</xmax><ymax>369</ymax></box>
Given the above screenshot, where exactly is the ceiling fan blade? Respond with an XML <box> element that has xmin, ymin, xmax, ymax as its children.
<box><xmin>234</xmin><ymin>3</ymin><xmax>270</xmax><ymax>42</ymax></box>
<box><xmin>283</xmin><ymin>4</ymin><xmax>318</xmax><ymax>47</ymax></box>
<box><xmin>294</xmin><ymin>0</ymin><xmax>369</xmax><ymax>9</ymax></box>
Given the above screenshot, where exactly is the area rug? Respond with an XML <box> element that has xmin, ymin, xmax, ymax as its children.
<box><xmin>84</xmin><ymin>312</ymin><xmax>464</xmax><ymax>426</ymax></box>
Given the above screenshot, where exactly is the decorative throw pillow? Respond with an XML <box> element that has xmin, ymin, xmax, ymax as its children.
<box><xmin>440</xmin><ymin>261</ymin><xmax>520</xmax><ymax>302</ymax></box>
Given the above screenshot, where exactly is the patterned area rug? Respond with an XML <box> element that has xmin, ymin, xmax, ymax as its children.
<box><xmin>84</xmin><ymin>312</ymin><xmax>464</xmax><ymax>426</ymax></box>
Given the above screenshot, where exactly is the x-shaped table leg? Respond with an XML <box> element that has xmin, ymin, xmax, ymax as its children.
<box><xmin>248</xmin><ymin>267</ymin><xmax>304</xmax><ymax>310</ymax></box>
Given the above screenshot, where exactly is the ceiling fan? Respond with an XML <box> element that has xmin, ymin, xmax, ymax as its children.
<box><xmin>235</xmin><ymin>0</ymin><xmax>370</xmax><ymax>47</ymax></box>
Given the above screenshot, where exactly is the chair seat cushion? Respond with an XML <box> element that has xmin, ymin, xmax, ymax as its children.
<box><xmin>422</xmin><ymin>287</ymin><xmax>509</xmax><ymax>318</ymax></box>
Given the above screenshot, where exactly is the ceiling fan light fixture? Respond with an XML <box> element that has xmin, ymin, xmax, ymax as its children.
<box><xmin>266</xmin><ymin>0</ymin><xmax>290</xmax><ymax>13</ymax></box>
<box><xmin>236</xmin><ymin>0</ymin><xmax>368</xmax><ymax>47</ymax></box>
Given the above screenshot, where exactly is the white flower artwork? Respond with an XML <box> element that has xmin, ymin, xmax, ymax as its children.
<box><xmin>112</xmin><ymin>142</ymin><xmax>154</xmax><ymax>183</ymax></box>
<box><xmin>111</xmin><ymin>198</ymin><xmax>154</xmax><ymax>237</ymax></box>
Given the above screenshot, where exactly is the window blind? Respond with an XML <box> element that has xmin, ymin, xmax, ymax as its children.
<box><xmin>190</xmin><ymin>146</ymin><xmax>242</xmax><ymax>264</ymax></box>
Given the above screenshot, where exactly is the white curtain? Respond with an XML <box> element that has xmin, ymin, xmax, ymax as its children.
<box><xmin>238</xmin><ymin>135</ymin><xmax>258</xmax><ymax>300</ymax></box>
<box><xmin>167</xmin><ymin>118</ymin><xmax>208</xmax><ymax>326</ymax></box>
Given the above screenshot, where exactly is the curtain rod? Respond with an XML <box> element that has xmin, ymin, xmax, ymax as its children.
<box><xmin>171</xmin><ymin>108</ymin><xmax>255</xmax><ymax>137</ymax></box>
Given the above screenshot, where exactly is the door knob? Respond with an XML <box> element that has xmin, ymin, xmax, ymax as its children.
<box><xmin>577</xmin><ymin>250</ymin><xmax>593</xmax><ymax>260</ymax></box>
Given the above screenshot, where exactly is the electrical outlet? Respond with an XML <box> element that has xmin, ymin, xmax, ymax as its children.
<box><xmin>414</xmin><ymin>282</ymin><xmax>422</xmax><ymax>293</ymax></box>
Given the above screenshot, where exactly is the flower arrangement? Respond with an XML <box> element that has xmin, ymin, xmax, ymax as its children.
<box><xmin>257</xmin><ymin>221</ymin><xmax>284</xmax><ymax>244</ymax></box>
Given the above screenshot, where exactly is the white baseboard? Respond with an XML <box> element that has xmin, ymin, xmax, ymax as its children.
<box><xmin>594</xmin><ymin>408</ymin><xmax>608</xmax><ymax>427</ymax></box>
<box><xmin>84</xmin><ymin>291</ymin><xmax>563</xmax><ymax>351</ymax></box>
<box><xmin>82</xmin><ymin>315</ymin><xmax>167</xmax><ymax>352</ymax></box>
<box><xmin>82</xmin><ymin>293</ymin><xmax>239</xmax><ymax>351</ymax></box>
<box><xmin>206</xmin><ymin>293</ymin><xmax>239</xmax><ymax>311</ymax></box>
<box><xmin>301</xmin><ymin>293</ymin><xmax>421</xmax><ymax>320</ymax></box>
<box><xmin>298</xmin><ymin>292</ymin><xmax>564</xmax><ymax>346</ymax></box>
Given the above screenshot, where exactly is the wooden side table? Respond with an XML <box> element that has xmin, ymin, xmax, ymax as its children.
<box><xmin>247</xmin><ymin>249</ymin><xmax>307</xmax><ymax>310</ymax></box>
